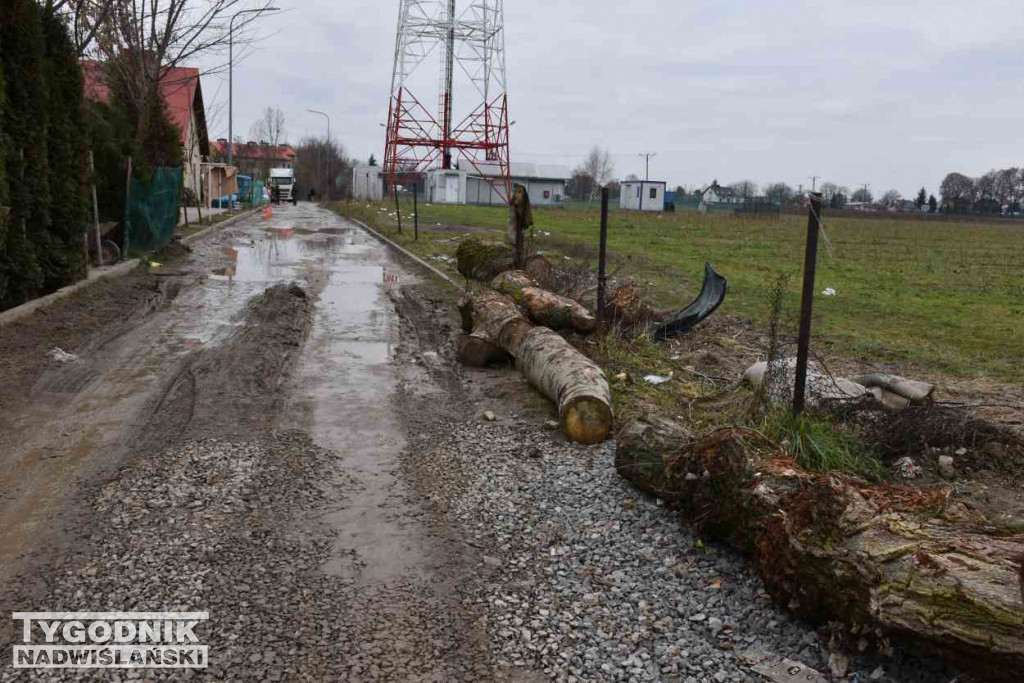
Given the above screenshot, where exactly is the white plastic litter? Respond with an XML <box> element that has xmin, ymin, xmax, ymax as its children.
<box><xmin>48</xmin><ymin>347</ymin><xmax>79</xmax><ymax>363</ymax></box>
<box><xmin>822</xmin><ymin>288</ymin><xmax>837</xmax><ymax>296</ymax></box>
<box><xmin>643</xmin><ymin>373</ymin><xmax>673</xmax><ymax>385</ymax></box>
<box><xmin>895</xmin><ymin>456</ymin><xmax>920</xmax><ymax>479</ymax></box>
<box><xmin>742</xmin><ymin>650</ymin><xmax>828</xmax><ymax>683</ymax></box>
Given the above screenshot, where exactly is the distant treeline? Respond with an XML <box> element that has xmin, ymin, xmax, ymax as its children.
<box><xmin>940</xmin><ymin>169</ymin><xmax>1024</xmax><ymax>215</ymax></box>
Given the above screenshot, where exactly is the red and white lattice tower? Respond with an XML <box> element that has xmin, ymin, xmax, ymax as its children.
<box><xmin>383</xmin><ymin>0</ymin><xmax>511</xmax><ymax>203</ymax></box>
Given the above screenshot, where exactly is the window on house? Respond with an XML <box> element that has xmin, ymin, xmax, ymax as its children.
<box><xmin>650</xmin><ymin>187</ymin><xmax>658</xmax><ymax>199</ymax></box>
<box><xmin>543</xmin><ymin>190</ymin><xmax>551</xmax><ymax>199</ymax></box>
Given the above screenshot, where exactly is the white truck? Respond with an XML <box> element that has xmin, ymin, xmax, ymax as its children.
<box><xmin>269</xmin><ymin>167</ymin><xmax>296</xmax><ymax>204</ymax></box>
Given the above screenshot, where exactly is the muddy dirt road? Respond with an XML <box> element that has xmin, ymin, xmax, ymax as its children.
<box><xmin>0</xmin><ymin>204</ymin><xmax>539</xmax><ymax>681</ymax></box>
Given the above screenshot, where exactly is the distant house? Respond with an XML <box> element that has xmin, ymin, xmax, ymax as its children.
<box><xmin>81</xmin><ymin>60</ymin><xmax>210</xmax><ymax>191</ymax></box>
<box><xmin>210</xmin><ymin>140</ymin><xmax>297</xmax><ymax>180</ymax></box>
<box><xmin>620</xmin><ymin>180</ymin><xmax>667</xmax><ymax>211</ymax></box>
<box><xmin>700</xmin><ymin>181</ymin><xmax>743</xmax><ymax>206</ymax></box>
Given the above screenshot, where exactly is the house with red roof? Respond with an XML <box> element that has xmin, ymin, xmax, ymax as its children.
<box><xmin>210</xmin><ymin>140</ymin><xmax>296</xmax><ymax>181</ymax></box>
<box><xmin>80</xmin><ymin>60</ymin><xmax>211</xmax><ymax>192</ymax></box>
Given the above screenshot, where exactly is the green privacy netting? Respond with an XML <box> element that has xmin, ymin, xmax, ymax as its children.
<box><xmin>125</xmin><ymin>167</ymin><xmax>182</xmax><ymax>253</ymax></box>
<box><xmin>235</xmin><ymin>175</ymin><xmax>267</xmax><ymax>207</ymax></box>
<box><xmin>251</xmin><ymin>179</ymin><xmax>267</xmax><ymax>206</ymax></box>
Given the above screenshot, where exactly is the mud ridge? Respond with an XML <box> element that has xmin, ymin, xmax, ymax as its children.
<box><xmin>145</xmin><ymin>282</ymin><xmax>315</xmax><ymax>446</ymax></box>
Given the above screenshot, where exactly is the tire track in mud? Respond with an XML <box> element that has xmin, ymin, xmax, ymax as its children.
<box><xmin>139</xmin><ymin>282</ymin><xmax>315</xmax><ymax>447</ymax></box>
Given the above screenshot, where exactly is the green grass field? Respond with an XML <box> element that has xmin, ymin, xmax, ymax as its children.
<box><xmin>331</xmin><ymin>200</ymin><xmax>1024</xmax><ymax>383</ymax></box>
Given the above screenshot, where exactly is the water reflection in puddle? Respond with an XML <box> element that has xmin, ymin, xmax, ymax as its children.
<box><xmin>210</xmin><ymin>230</ymin><xmax>370</xmax><ymax>283</ymax></box>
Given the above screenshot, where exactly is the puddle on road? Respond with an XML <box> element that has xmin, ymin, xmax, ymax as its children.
<box><xmin>193</xmin><ymin>206</ymin><xmax>429</xmax><ymax>583</ymax></box>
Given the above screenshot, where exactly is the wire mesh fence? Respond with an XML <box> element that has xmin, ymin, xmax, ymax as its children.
<box><xmin>126</xmin><ymin>167</ymin><xmax>182</xmax><ymax>252</ymax></box>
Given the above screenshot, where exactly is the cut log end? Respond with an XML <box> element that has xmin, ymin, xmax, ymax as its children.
<box><xmin>563</xmin><ymin>396</ymin><xmax>613</xmax><ymax>445</ymax></box>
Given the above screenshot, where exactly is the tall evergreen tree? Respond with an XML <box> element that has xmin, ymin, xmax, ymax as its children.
<box><xmin>40</xmin><ymin>6</ymin><xmax>89</xmax><ymax>288</ymax></box>
<box><xmin>915</xmin><ymin>187</ymin><xmax>927</xmax><ymax>209</ymax></box>
<box><xmin>0</xmin><ymin>0</ymin><xmax>47</xmax><ymax>305</ymax></box>
<box><xmin>928</xmin><ymin>194</ymin><xmax>938</xmax><ymax>213</ymax></box>
<box><xmin>0</xmin><ymin>62</ymin><xmax>8</xmax><ymax>216</ymax></box>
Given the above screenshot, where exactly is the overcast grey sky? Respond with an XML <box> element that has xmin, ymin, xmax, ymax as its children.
<box><xmin>200</xmin><ymin>0</ymin><xmax>1024</xmax><ymax>198</ymax></box>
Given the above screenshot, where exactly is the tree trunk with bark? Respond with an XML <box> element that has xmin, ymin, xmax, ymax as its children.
<box><xmin>459</xmin><ymin>290</ymin><xmax>612</xmax><ymax>444</ymax></box>
<box><xmin>456</xmin><ymin>238</ymin><xmax>552</xmax><ymax>287</ymax></box>
<box><xmin>603</xmin><ymin>279</ymin><xmax>668</xmax><ymax>332</ymax></box>
<box><xmin>491</xmin><ymin>270</ymin><xmax>596</xmax><ymax>334</ymax></box>
<box><xmin>615</xmin><ymin>418</ymin><xmax>1024</xmax><ymax>682</ymax></box>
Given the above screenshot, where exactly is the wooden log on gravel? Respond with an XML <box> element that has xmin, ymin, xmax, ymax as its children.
<box><xmin>615</xmin><ymin>418</ymin><xmax>1024</xmax><ymax>681</ymax></box>
<box><xmin>491</xmin><ymin>270</ymin><xmax>596</xmax><ymax>334</ymax></box>
<box><xmin>459</xmin><ymin>290</ymin><xmax>612</xmax><ymax>444</ymax></box>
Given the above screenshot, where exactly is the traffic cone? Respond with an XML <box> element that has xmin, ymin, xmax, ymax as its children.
<box><xmin>262</xmin><ymin>205</ymin><xmax>274</xmax><ymax>219</ymax></box>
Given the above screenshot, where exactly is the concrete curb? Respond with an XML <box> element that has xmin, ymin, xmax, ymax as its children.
<box><xmin>181</xmin><ymin>207</ymin><xmax>260</xmax><ymax>245</ymax></box>
<box><xmin>0</xmin><ymin>258</ymin><xmax>142</xmax><ymax>328</ymax></box>
<box><xmin>347</xmin><ymin>217</ymin><xmax>460</xmax><ymax>289</ymax></box>
<box><xmin>0</xmin><ymin>208</ymin><xmax>259</xmax><ymax>329</ymax></box>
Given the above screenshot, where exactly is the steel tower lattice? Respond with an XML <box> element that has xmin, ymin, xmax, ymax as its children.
<box><xmin>383</xmin><ymin>0</ymin><xmax>511</xmax><ymax>203</ymax></box>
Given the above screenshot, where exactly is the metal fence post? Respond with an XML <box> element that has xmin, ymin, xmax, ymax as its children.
<box><xmin>394</xmin><ymin>183</ymin><xmax>403</xmax><ymax>234</ymax></box>
<box><xmin>123</xmin><ymin>156</ymin><xmax>133</xmax><ymax>257</ymax></box>
<box><xmin>413</xmin><ymin>181</ymin><xmax>419</xmax><ymax>241</ymax></box>
<box><xmin>89</xmin><ymin>151</ymin><xmax>103</xmax><ymax>266</ymax></box>
<box><xmin>793</xmin><ymin>192</ymin><xmax>824</xmax><ymax>415</ymax></box>
<box><xmin>596</xmin><ymin>187</ymin><xmax>610</xmax><ymax>335</ymax></box>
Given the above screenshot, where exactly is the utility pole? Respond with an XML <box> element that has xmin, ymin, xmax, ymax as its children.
<box><xmin>808</xmin><ymin>176</ymin><xmax>819</xmax><ymax>192</ymax></box>
<box><xmin>308</xmin><ymin>109</ymin><xmax>331</xmax><ymax>199</ymax></box>
<box><xmin>638</xmin><ymin>152</ymin><xmax>657</xmax><ymax>181</ymax></box>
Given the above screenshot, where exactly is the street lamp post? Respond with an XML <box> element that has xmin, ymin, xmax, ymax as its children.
<box><xmin>228</xmin><ymin>6</ymin><xmax>280</xmax><ymax>168</ymax></box>
<box><xmin>307</xmin><ymin>109</ymin><xmax>331</xmax><ymax>200</ymax></box>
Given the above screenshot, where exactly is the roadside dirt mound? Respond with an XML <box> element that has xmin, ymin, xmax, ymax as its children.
<box><xmin>145</xmin><ymin>282</ymin><xmax>314</xmax><ymax>445</ymax></box>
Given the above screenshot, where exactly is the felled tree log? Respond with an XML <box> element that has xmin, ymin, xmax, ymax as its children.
<box><xmin>616</xmin><ymin>419</ymin><xmax>1024</xmax><ymax>681</ymax></box>
<box><xmin>459</xmin><ymin>290</ymin><xmax>612</xmax><ymax>444</ymax></box>
<box><xmin>604</xmin><ymin>279</ymin><xmax>668</xmax><ymax>331</ymax></box>
<box><xmin>457</xmin><ymin>239</ymin><xmax>514</xmax><ymax>282</ymax></box>
<box><xmin>456</xmin><ymin>238</ymin><xmax>552</xmax><ymax>287</ymax></box>
<box><xmin>491</xmin><ymin>270</ymin><xmax>596</xmax><ymax>334</ymax></box>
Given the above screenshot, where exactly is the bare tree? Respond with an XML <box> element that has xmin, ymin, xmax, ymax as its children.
<box><xmin>92</xmin><ymin>0</ymin><xmax>277</xmax><ymax>155</ymax></box>
<box><xmin>295</xmin><ymin>136</ymin><xmax>352</xmax><ymax>202</ymax></box>
<box><xmin>47</xmin><ymin>0</ymin><xmax>117</xmax><ymax>56</ymax></box>
<box><xmin>995</xmin><ymin>167</ymin><xmax>1019</xmax><ymax>211</ymax></box>
<box><xmin>851</xmin><ymin>187</ymin><xmax>874</xmax><ymax>203</ymax></box>
<box><xmin>731</xmin><ymin>180</ymin><xmax>758</xmax><ymax>199</ymax></box>
<box><xmin>879</xmin><ymin>189</ymin><xmax>902</xmax><ymax>210</ymax></box>
<box><xmin>763</xmin><ymin>182</ymin><xmax>793</xmax><ymax>203</ymax></box>
<box><xmin>581</xmin><ymin>147</ymin><xmax>613</xmax><ymax>200</ymax></box>
<box><xmin>940</xmin><ymin>172</ymin><xmax>974</xmax><ymax>213</ymax></box>
<box><xmin>819</xmin><ymin>182</ymin><xmax>849</xmax><ymax>203</ymax></box>
<box><xmin>249</xmin><ymin>106</ymin><xmax>286</xmax><ymax>146</ymax></box>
